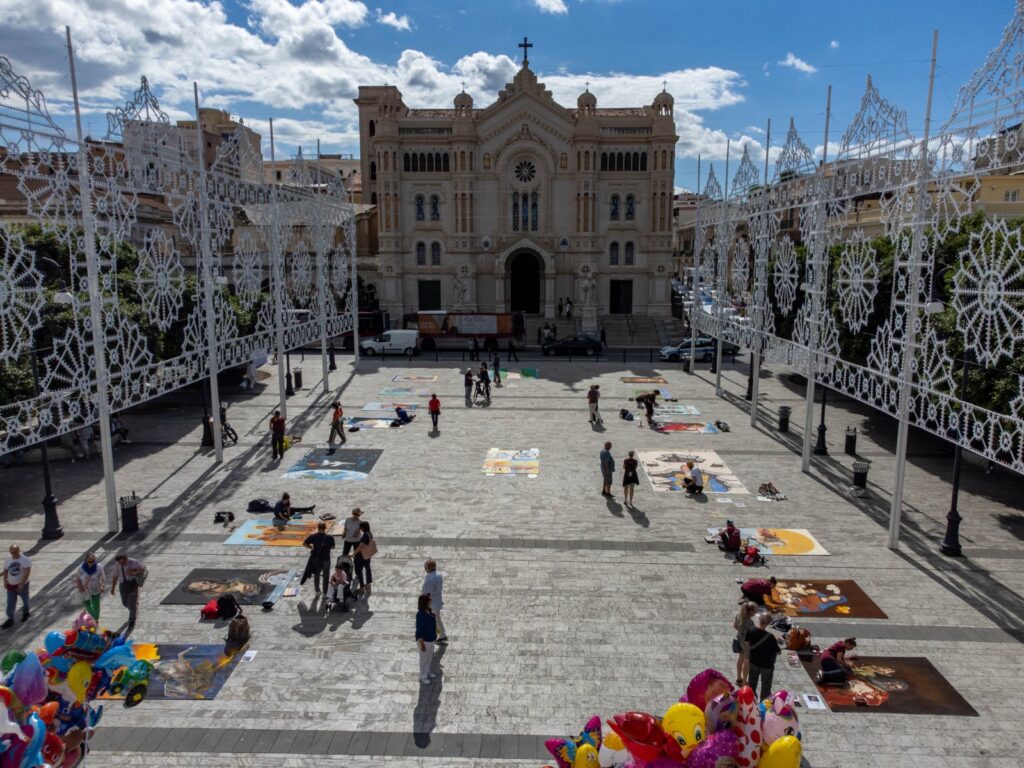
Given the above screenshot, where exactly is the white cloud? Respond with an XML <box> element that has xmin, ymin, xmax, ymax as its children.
<box><xmin>778</xmin><ymin>52</ymin><xmax>817</xmax><ymax>74</ymax></box>
<box><xmin>745</xmin><ymin>125</ymin><xmax>765</xmax><ymax>134</ymax></box>
<box><xmin>830</xmin><ymin>40</ymin><xmax>839</xmax><ymax>49</ymax></box>
<box><xmin>376</xmin><ymin>8</ymin><xmax>412</xmax><ymax>31</ymax></box>
<box><xmin>531</xmin><ymin>0</ymin><xmax>569</xmax><ymax>13</ymax></box>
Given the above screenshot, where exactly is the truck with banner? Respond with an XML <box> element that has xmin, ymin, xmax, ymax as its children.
<box><xmin>405</xmin><ymin>311</ymin><xmax>526</xmax><ymax>352</ymax></box>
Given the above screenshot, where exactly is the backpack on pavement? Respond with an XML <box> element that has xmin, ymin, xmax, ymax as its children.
<box><xmin>247</xmin><ymin>498</ymin><xmax>272</xmax><ymax>513</ymax></box>
<box><xmin>200</xmin><ymin>598</ymin><xmax>219</xmax><ymax>621</ymax></box>
<box><xmin>217</xmin><ymin>594</ymin><xmax>241</xmax><ymax>620</ymax></box>
<box><xmin>226</xmin><ymin>612</ymin><xmax>250</xmax><ymax>646</ymax></box>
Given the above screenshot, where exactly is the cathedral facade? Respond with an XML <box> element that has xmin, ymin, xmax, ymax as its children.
<box><xmin>355</xmin><ymin>47</ymin><xmax>678</xmax><ymax>327</ymax></box>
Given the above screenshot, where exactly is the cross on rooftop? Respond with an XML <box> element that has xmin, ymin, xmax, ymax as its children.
<box><xmin>518</xmin><ymin>36</ymin><xmax>533</xmax><ymax>67</ymax></box>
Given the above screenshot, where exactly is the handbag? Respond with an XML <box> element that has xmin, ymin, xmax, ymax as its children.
<box><xmin>732</xmin><ymin>635</ymin><xmax>741</xmax><ymax>654</ymax></box>
<box><xmin>363</xmin><ymin>538</ymin><xmax>379</xmax><ymax>558</ymax></box>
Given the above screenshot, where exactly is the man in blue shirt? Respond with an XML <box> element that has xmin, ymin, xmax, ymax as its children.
<box><xmin>600</xmin><ymin>441</ymin><xmax>615</xmax><ymax>497</ymax></box>
<box><xmin>422</xmin><ymin>560</ymin><xmax>447</xmax><ymax>644</ymax></box>
<box><xmin>394</xmin><ymin>406</ymin><xmax>414</xmax><ymax>425</ymax></box>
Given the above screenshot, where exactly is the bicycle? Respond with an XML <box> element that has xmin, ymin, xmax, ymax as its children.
<box><xmin>473</xmin><ymin>380</ymin><xmax>491</xmax><ymax>405</ymax></box>
<box><xmin>219</xmin><ymin>404</ymin><xmax>239</xmax><ymax>445</ymax></box>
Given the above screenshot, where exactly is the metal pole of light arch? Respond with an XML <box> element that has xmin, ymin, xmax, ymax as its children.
<box><xmin>315</xmin><ymin>138</ymin><xmax>330</xmax><ymax>394</ymax></box>
<box><xmin>802</xmin><ymin>86</ymin><xmax>832</xmax><ymax>474</ymax></box>
<box><xmin>269</xmin><ymin>118</ymin><xmax>288</xmax><ymax>422</ymax></box>
<box><xmin>192</xmin><ymin>82</ymin><xmax>224</xmax><ymax>464</ymax></box>
<box><xmin>714</xmin><ymin>140</ymin><xmax>730</xmax><ymax>397</ymax></box>
<box><xmin>750</xmin><ymin>118</ymin><xmax>771</xmax><ymax>427</ymax></box>
<box><xmin>890</xmin><ymin>29</ymin><xmax>940</xmax><ymax>551</ymax></box>
<box><xmin>689</xmin><ymin>156</ymin><xmax>701</xmax><ymax>373</ymax></box>
<box><xmin>66</xmin><ymin>26</ymin><xmax>119</xmax><ymax>532</ymax></box>
<box><xmin>349</xmin><ymin>177</ymin><xmax>360</xmax><ymax>367</ymax></box>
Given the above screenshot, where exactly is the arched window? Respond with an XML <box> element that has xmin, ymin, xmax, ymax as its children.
<box><xmin>442</xmin><ymin>153</ymin><xmax>450</xmax><ymax>172</ymax></box>
<box><xmin>610</xmin><ymin>194</ymin><xmax>620</xmax><ymax>221</ymax></box>
<box><xmin>512</xmin><ymin>193</ymin><xmax>520</xmax><ymax>231</ymax></box>
<box><xmin>370</xmin><ymin>161</ymin><xmax>377</xmax><ymax>181</ymax></box>
<box><xmin>416</xmin><ymin>242</ymin><xmax>426</xmax><ymax>266</ymax></box>
<box><xmin>415</xmin><ymin>194</ymin><xmax>425</xmax><ymax>221</ymax></box>
<box><xmin>633</xmin><ymin>152</ymin><xmax>640</xmax><ymax>171</ymax></box>
<box><xmin>434</xmin><ymin>152</ymin><xmax>442</xmax><ymax>171</ymax></box>
<box><xmin>430</xmin><ymin>194</ymin><xmax>440</xmax><ymax>221</ymax></box>
<box><xmin>640</xmin><ymin>152</ymin><xmax>648</xmax><ymax>171</ymax></box>
<box><xmin>368</xmin><ymin>120</ymin><xmax>375</xmax><ymax>137</ymax></box>
<box><xmin>427</xmin><ymin>153</ymin><xmax>434</xmax><ymax>173</ymax></box>
<box><xmin>577</xmin><ymin>151</ymin><xmax>581</xmax><ymax>170</ymax></box>
<box><xmin>430</xmin><ymin>242</ymin><xmax>441</xmax><ymax>266</ymax></box>
<box><xmin>460</xmin><ymin>151</ymin><xmax>466</xmax><ymax>171</ymax></box>
<box><xmin>469</xmin><ymin>152</ymin><xmax>474</xmax><ymax>171</ymax></box>
<box><xmin>382</xmin><ymin>152</ymin><xmax>388</xmax><ymax>172</ymax></box>
<box><xmin>600</xmin><ymin>153</ymin><xmax>608</xmax><ymax>171</ymax></box>
<box><xmin>371</xmin><ymin>192</ymin><xmax>377</xmax><ymax>204</ymax></box>
<box><xmin>616</xmin><ymin>153</ymin><xmax>624</xmax><ymax>172</ymax></box>
<box><xmin>609</xmin><ymin>242</ymin><xmax>619</xmax><ymax>265</ymax></box>
<box><xmin>625</xmin><ymin>153</ymin><xmax>633</xmax><ymax>172</ymax></box>
<box><xmin>662</xmin><ymin>149</ymin><xmax>668</xmax><ymax>168</ymax></box>
<box><xmin>411</xmin><ymin>154</ymin><xmax>419</xmax><ymax>172</ymax></box>
<box><xmin>625</xmin><ymin>194</ymin><xmax>635</xmax><ymax>221</ymax></box>
<box><xmin>403</xmin><ymin>153</ymin><xmax>410</xmax><ymax>172</ymax></box>
<box><xmin>585</xmin><ymin>152</ymin><xmax>591</xmax><ymax>171</ymax></box>
<box><xmin>521</xmin><ymin>193</ymin><xmax>529</xmax><ymax>231</ymax></box>
<box><xmin>625</xmin><ymin>241</ymin><xmax>635</xmax><ymax>265</ymax></box>
<box><xmin>530</xmin><ymin>192</ymin><xmax>538</xmax><ymax>231</ymax></box>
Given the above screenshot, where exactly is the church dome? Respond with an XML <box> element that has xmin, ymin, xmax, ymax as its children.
<box><xmin>653</xmin><ymin>89</ymin><xmax>674</xmax><ymax>116</ymax></box>
<box><xmin>454</xmin><ymin>90</ymin><xmax>473</xmax><ymax>109</ymax></box>
<box><xmin>577</xmin><ymin>89</ymin><xmax>597</xmax><ymax>111</ymax></box>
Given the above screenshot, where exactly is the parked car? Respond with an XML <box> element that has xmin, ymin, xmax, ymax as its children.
<box><xmin>359</xmin><ymin>329</ymin><xmax>420</xmax><ymax>356</ymax></box>
<box><xmin>541</xmin><ymin>333</ymin><xmax>603</xmax><ymax>356</ymax></box>
<box><xmin>659</xmin><ymin>336</ymin><xmax>740</xmax><ymax>362</ymax></box>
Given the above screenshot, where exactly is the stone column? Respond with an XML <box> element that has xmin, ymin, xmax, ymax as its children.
<box><xmin>544</xmin><ymin>271</ymin><xmax>555</xmax><ymax>318</ymax></box>
<box><xmin>494</xmin><ymin>273</ymin><xmax>506</xmax><ymax>312</ymax></box>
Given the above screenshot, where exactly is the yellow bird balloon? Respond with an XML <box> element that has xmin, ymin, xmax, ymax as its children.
<box><xmin>759</xmin><ymin>735</ymin><xmax>802</xmax><ymax>768</ymax></box>
<box><xmin>662</xmin><ymin>702</ymin><xmax>706</xmax><ymax>758</ymax></box>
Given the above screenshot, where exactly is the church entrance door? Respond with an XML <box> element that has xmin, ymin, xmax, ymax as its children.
<box><xmin>509</xmin><ymin>251</ymin><xmax>542</xmax><ymax>313</ymax></box>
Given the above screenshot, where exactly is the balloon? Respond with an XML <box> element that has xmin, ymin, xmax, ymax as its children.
<box><xmin>704</xmin><ymin>690</ymin><xmax>738</xmax><ymax>733</ymax></box>
<box><xmin>10</xmin><ymin>653</ymin><xmax>46</xmax><ymax>707</ymax></box>
<box><xmin>733</xmin><ymin>686</ymin><xmax>761</xmax><ymax>768</ymax></box>
<box><xmin>15</xmin><ymin>713</ymin><xmax>45</xmax><ymax>768</ymax></box>
<box><xmin>65</xmin><ymin>662</ymin><xmax>92</xmax><ymax>705</ymax></box>
<box><xmin>684</xmin><ymin>669</ymin><xmax>734</xmax><ymax>711</ymax></box>
<box><xmin>761</xmin><ymin>692</ymin><xmax>801</xmax><ymax>745</ymax></box>
<box><xmin>44</xmin><ymin>632</ymin><xmax>65</xmax><ymax>655</ymax></box>
<box><xmin>606</xmin><ymin>712</ymin><xmax>665</xmax><ymax>763</ymax></box>
<box><xmin>0</xmin><ymin>688</ymin><xmax>25</xmax><ymax>743</ymax></box>
<box><xmin>662</xmin><ymin>702</ymin><xmax>705</xmax><ymax>760</ymax></box>
<box><xmin>94</xmin><ymin>645</ymin><xmax>136</xmax><ymax>672</ymax></box>
<box><xmin>686</xmin><ymin>729</ymin><xmax>738</xmax><ymax>768</ymax></box>
<box><xmin>31</xmin><ymin>702</ymin><xmax>58</xmax><ymax>726</ymax></box>
<box><xmin>0</xmin><ymin>653</ymin><xmax>24</xmax><ymax>676</ymax></box>
<box><xmin>573</xmin><ymin>744</ymin><xmax>599</xmax><ymax>767</ymax></box>
<box><xmin>545</xmin><ymin>716</ymin><xmax>602</xmax><ymax>768</ymax></box>
<box><xmin>598</xmin><ymin>730</ymin><xmax>627</xmax><ymax>768</ymax></box>
<box><xmin>72</xmin><ymin>612</ymin><xmax>95</xmax><ymax>631</ymax></box>
<box><xmin>43</xmin><ymin>655</ymin><xmax>72</xmax><ymax>675</ymax></box>
<box><xmin>41</xmin><ymin>732</ymin><xmax>64</xmax><ymax>767</ymax></box>
<box><xmin>758</xmin><ymin>735</ymin><xmax>801</xmax><ymax>768</ymax></box>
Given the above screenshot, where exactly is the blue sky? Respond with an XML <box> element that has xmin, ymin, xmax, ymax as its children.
<box><xmin>0</xmin><ymin>0</ymin><xmax>1015</xmax><ymax>190</ymax></box>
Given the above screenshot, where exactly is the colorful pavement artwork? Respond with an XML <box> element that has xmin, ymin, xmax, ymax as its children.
<box><xmin>362</xmin><ymin>402</ymin><xmax>419</xmax><ymax>411</ymax></box>
<box><xmin>640</xmin><ymin>449</ymin><xmax>748</xmax><ymax>494</ymax></box>
<box><xmin>391</xmin><ymin>374</ymin><xmax>437</xmax><ymax>382</ymax></box>
<box><xmin>482</xmin><ymin>448</ymin><xmax>539</xmax><ymax>476</ymax></box>
<box><xmin>655</xmin><ymin>404</ymin><xmax>701</xmax><ymax>415</ymax></box>
<box><xmin>344</xmin><ymin>417</ymin><xmax>405</xmax><ymax>429</ymax></box>
<box><xmin>500</xmin><ymin>368</ymin><xmax>539</xmax><ymax>379</ymax></box>
<box><xmin>379</xmin><ymin>387</ymin><xmax>431</xmax><ymax>396</ymax></box>
<box><xmin>654</xmin><ymin>422</ymin><xmax>718</xmax><ymax>434</ymax></box>
<box><xmin>621</xmin><ymin>376</ymin><xmax>668</xmax><ymax>384</ymax></box>
<box><xmin>281</xmin><ymin>448</ymin><xmax>383</xmax><ymax>480</ymax></box>
<box><xmin>632</xmin><ymin>388</ymin><xmax>673</xmax><ymax>400</ymax></box>
<box><xmin>226</xmin><ymin>519</ymin><xmax>336</xmax><ymax>547</ymax></box>
<box><xmin>766</xmin><ymin>579</ymin><xmax>886</xmax><ymax>619</ymax></box>
<box><xmin>161</xmin><ymin>568</ymin><xmax>297</xmax><ymax>606</ymax></box>
<box><xmin>710</xmin><ymin>527</ymin><xmax>828</xmax><ymax>555</ymax></box>
<box><xmin>101</xmin><ymin>643</ymin><xmax>246</xmax><ymax>701</ymax></box>
<box><xmin>800</xmin><ymin>656</ymin><xmax>977</xmax><ymax>716</ymax></box>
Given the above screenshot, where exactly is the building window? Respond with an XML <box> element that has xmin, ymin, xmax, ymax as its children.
<box><xmin>275</xmin><ymin>170</ymin><xmax>281</xmax><ymax>181</ymax></box>
<box><xmin>1005</xmin><ymin>189</ymin><xmax>1020</xmax><ymax>202</ymax></box>
<box><xmin>521</xmin><ymin>193</ymin><xmax>530</xmax><ymax>231</ymax></box>
<box><xmin>514</xmin><ymin>159</ymin><xmax>536</xmax><ymax>183</ymax></box>
<box><xmin>430</xmin><ymin>194</ymin><xmax>440</xmax><ymax>221</ymax></box>
<box><xmin>442</xmin><ymin>153</ymin><xmax>450</xmax><ymax>172</ymax></box>
<box><xmin>430</xmin><ymin>242</ymin><xmax>441</xmax><ymax>266</ymax></box>
<box><xmin>610</xmin><ymin>194</ymin><xmax>620</xmax><ymax>221</ymax></box>
<box><xmin>369</xmin><ymin>120</ymin><xmax>375</xmax><ymax>137</ymax></box>
<box><xmin>640</xmin><ymin>152</ymin><xmax>648</xmax><ymax>171</ymax></box>
<box><xmin>415</xmin><ymin>195</ymin><xmax>425</xmax><ymax>221</ymax></box>
<box><xmin>512</xmin><ymin>194</ymin><xmax>520</xmax><ymax>231</ymax></box>
<box><xmin>411</xmin><ymin>154</ymin><xmax>419</xmax><ymax>172</ymax></box>
<box><xmin>625</xmin><ymin>241</ymin><xmax>635</xmax><ymax>265</ymax></box>
<box><xmin>625</xmin><ymin>194</ymin><xmax>635</xmax><ymax>221</ymax></box>
<box><xmin>370</xmin><ymin>161</ymin><xmax>377</xmax><ymax>181</ymax></box>
<box><xmin>610</xmin><ymin>242</ymin><xmax>619</xmax><ymax>265</ymax></box>
<box><xmin>416</xmin><ymin>242</ymin><xmax>426</xmax><ymax>266</ymax></box>
<box><xmin>531</xmin><ymin>192</ymin><xmax>539</xmax><ymax>231</ymax></box>
<box><xmin>600</xmin><ymin>153</ymin><xmax>608</xmax><ymax>171</ymax></box>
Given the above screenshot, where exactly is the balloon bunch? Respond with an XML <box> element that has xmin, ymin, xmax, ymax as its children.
<box><xmin>543</xmin><ymin>669</ymin><xmax>802</xmax><ymax>768</ymax></box>
<box><xmin>0</xmin><ymin>612</ymin><xmax>153</xmax><ymax>768</ymax></box>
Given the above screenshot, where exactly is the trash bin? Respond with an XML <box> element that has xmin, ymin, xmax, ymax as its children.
<box><xmin>119</xmin><ymin>492</ymin><xmax>140</xmax><ymax>533</ymax></box>
<box><xmin>777</xmin><ymin>405</ymin><xmax>792</xmax><ymax>432</ymax></box>
<box><xmin>852</xmin><ymin>460</ymin><xmax>871</xmax><ymax>489</ymax></box>
<box><xmin>845</xmin><ymin>427</ymin><xmax>858</xmax><ymax>455</ymax></box>
<box><xmin>201</xmin><ymin>416</ymin><xmax>214</xmax><ymax>447</ymax></box>
<box><xmin>292</xmin><ymin>367</ymin><xmax>303</xmax><ymax>389</ymax></box>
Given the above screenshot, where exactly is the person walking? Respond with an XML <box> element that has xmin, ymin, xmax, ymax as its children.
<box><xmin>622</xmin><ymin>450</ymin><xmax>639</xmax><ymax>506</ymax></box>
<box><xmin>464</xmin><ymin>369</ymin><xmax>474</xmax><ymax>406</ymax></box>
<box><xmin>342</xmin><ymin>508</ymin><xmax>364</xmax><ymax>556</ymax></box>
<box><xmin>74</xmin><ymin>552</ymin><xmax>106</xmax><ymax>621</ymax></box>
<box><xmin>477</xmin><ymin>364</ymin><xmax>490</xmax><ymax>402</ymax></box>
<box><xmin>557</xmin><ymin>298</ymin><xmax>564</xmax><ymax>318</ymax></box>
<box><xmin>492</xmin><ymin>352</ymin><xmax>501</xmax><ymax>386</ymax></box>
<box><xmin>745</xmin><ymin>612</ymin><xmax>781</xmax><ymax>701</ymax></box>
<box><xmin>328</xmin><ymin>401</ymin><xmax>346</xmax><ymax>447</ymax></box>
<box><xmin>600</xmin><ymin>326</ymin><xmax>607</xmax><ymax>349</ymax></box>
<box><xmin>354</xmin><ymin>520</ymin><xmax>376</xmax><ymax>596</ymax></box>
<box><xmin>269</xmin><ymin>410</ymin><xmax>286</xmax><ymax>461</ymax></box>
<box><xmin>586</xmin><ymin>384</ymin><xmax>602</xmax><ymax>424</ymax></box>
<box><xmin>507</xmin><ymin>338</ymin><xmax>519</xmax><ymax>362</ymax></box>
<box><xmin>422</xmin><ymin>560</ymin><xmax>448</xmax><ymax>644</ymax></box>
<box><xmin>415</xmin><ymin>593</ymin><xmax>438</xmax><ymax>684</ymax></box>
<box><xmin>2</xmin><ymin>544</ymin><xmax>31</xmax><ymax>629</ymax></box>
<box><xmin>733</xmin><ymin>600</ymin><xmax>760</xmax><ymax>687</ymax></box>
<box><xmin>109</xmin><ymin>552</ymin><xmax>145</xmax><ymax>635</ymax></box>
<box><xmin>302</xmin><ymin>521</ymin><xmax>335</xmax><ymax>595</ymax></box>
<box><xmin>565</xmin><ymin>299</ymin><xmax>573</xmax><ymax>319</ymax></box>
<box><xmin>428</xmin><ymin>394</ymin><xmax>441</xmax><ymax>430</ymax></box>
<box><xmin>536</xmin><ymin>325</ymin><xmax>543</xmax><ymax>345</ymax></box>
<box><xmin>600</xmin><ymin>441</ymin><xmax>615</xmax><ymax>497</ymax></box>
<box><xmin>469</xmin><ymin>336</ymin><xmax>479</xmax><ymax>361</ymax></box>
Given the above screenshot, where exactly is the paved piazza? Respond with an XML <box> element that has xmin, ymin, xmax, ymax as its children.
<box><xmin>2</xmin><ymin>357</ymin><xmax>1023</xmax><ymax>768</ymax></box>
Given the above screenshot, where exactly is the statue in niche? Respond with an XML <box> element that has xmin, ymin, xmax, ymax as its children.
<box><xmin>580</xmin><ymin>273</ymin><xmax>596</xmax><ymax>308</ymax></box>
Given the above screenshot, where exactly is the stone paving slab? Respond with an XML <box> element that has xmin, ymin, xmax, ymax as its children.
<box><xmin>2</xmin><ymin>358</ymin><xmax>1024</xmax><ymax>767</ymax></box>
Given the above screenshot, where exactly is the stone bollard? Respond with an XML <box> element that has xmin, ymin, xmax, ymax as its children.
<box><xmin>852</xmin><ymin>460</ymin><xmax>871</xmax><ymax>496</ymax></box>
<box><xmin>777</xmin><ymin>405</ymin><xmax>792</xmax><ymax>432</ymax></box>
<box><xmin>845</xmin><ymin>427</ymin><xmax>858</xmax><ymax>456</ymax></box>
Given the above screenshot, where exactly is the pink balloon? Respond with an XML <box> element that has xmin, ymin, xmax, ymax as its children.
<box><xmin>684</xmin><ymin>669</ymin><xmax>734</xmax><ymax>710</ymax></box>
<box><xmin>686</xmin><ymin>730</ymin><xmax>738</xmax><ymax>768</ymax></box>
<box><xmin>11</xmin><ymin>652</ymin><xmax>47</xmax><ymax>707</ymax></box>
<box><xmin>732</xmin><ymin>686</ymin><xmax>761</xmax><ymax>768</ymax></box>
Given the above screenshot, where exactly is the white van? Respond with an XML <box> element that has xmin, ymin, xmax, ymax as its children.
<box><xmin>359</xmin><ymin>329</ymin><xmax>420</xmax><ymax>356</ymax></box>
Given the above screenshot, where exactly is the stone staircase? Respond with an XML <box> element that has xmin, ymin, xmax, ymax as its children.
<box><xmin>598</xmin><ymin>315</ymin><xmax>661</xmax><ymax>347</ymax></box>
<box><xmin>655</xmin><ymin>316</ymin><xmax>690</xmax><ymax>346</ymax></box>
<box><xmin>524</xmin><ymin>315</ymin><xmax>576</xmax><ymax>346</ymax></box>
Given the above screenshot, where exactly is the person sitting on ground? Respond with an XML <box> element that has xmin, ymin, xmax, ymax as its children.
<box><xmin>817</xmin><ymin>637</ymin><xmax>857</xmax><ymax>685</ymax></box>
<box><xmin>718</xmin><ymin>520</ymin><xmax>741</xmax><ymax>552</ymax></box>
<box><xmin>740</xmin><ymin>576</ymin><xmax>777</xmax><ymax>606</ymax></box>
<box><xmin>394</xmin><ymin>406</ymin><xmax>414</xmax><ymax>425</ymax></box>
<box><xmin>327</xmin><ymin>561</ymin><xmax>354</xmax><ymax>612</ymax></box>
<box><xmin>272</xmin><ymin>493</ymin><xmax>314</xmax><ymax>525</ymax></box>
<box><xmin>682</xmin><ymin>461</ymin><xmax>705</xmax><ymax>494</ymax></box>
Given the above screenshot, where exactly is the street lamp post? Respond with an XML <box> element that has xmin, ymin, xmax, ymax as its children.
<box><xmin>30</xmin><ymin>348</ymin><xmax>64</xmax><ymax>540</ymax></box>
<box><xmin>329</xmin><ymin>337</ymin><xmax>337</xmax><ymax>371</ymax></box>
<box><xmin>285</xmin><ymin>350</ymin><xmax>295</xmax><ymax>397</ymax></box>
<box><xmin>940</xmin><ymin>347</ymin><xmax>969</xmax><ymax>557</ymax></box>
<box><xmin>813</xmin><ymin>256</ymin><xmax>833</xmax><ymax>456</ymax></box>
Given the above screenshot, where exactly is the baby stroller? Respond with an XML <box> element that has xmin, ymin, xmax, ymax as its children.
<box><xmin>474</xmin><ymin>378</ymin><xmax>491</xmax><ymax>404</ymax></box>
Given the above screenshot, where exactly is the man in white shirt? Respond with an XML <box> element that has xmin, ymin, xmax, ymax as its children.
<box><xmin>683</xmin><ymin>461</ymin><xmax>705</xmax><ymax>495</ymax></box>
<box><xmin>422</xmin><ymin>560</ymin><xmax>447</xmax><ymax>644</ymax></box>
<box><xmin>3</xmin><ymin>544</ymin><xmax>32</xmax><ymax>628</ymax></box>
<box><xmin>342</xmin><ymin>508</ymin><xmax>364</xmax><ymax>556</ymax></box>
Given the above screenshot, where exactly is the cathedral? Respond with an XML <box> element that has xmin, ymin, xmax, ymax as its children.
<box><xmin>355</xmin><ymin>40</ymin><xmax>678</xmax><ymax>328</ymax></box>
